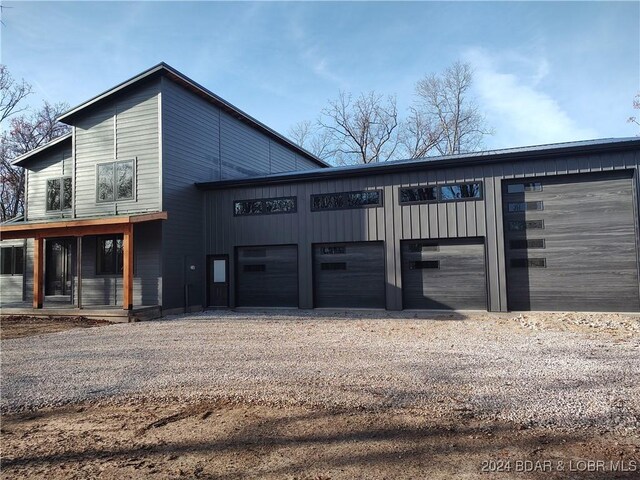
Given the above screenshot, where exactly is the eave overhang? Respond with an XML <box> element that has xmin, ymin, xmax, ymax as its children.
<box><xmin>11</xmin><ymin>133</ymin><xmax>73</xmax><ymax>167</ymax></box>
<box><xmin>0</xmin><ymin>211</ymin><xmax>168</xmax><ymax>241</ymax></box>
<box><xmin>195</xmin><ymin>137</ymin><xmax>640</xmax><ymax>190</ymax></box>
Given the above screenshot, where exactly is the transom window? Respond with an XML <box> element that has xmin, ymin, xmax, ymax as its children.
<box><xmin>96</xmin><ymin>235</ymin><xmax>123</xmax><ymax>275</ymax></box>
<box><xmin>0</xmin><ymin>246</ymin><xmax>24</xmax><ymax>275</ymax></box>
<box><xmin>46</xmin><ymin>177</ymin><xmax>72</xmax><ymax>211</ymax></box>
<box><xmin>234</xmin><ymin>197</ymin><xmax>296</xmax><ymax>216</ymax></box>
<box><xmin>311</xmin><ymin>190</ymin><xmax>382</xmax><ymax>211</ymax></box>
<box><xmin>399</xmin><ymin>182</ymin><xmax>482</xmax><ymax>205</ymax></box>
<box><xmin>97</xmin><ymin>160</ymin><xmax>134</xmax><ymax>203</ymax></box>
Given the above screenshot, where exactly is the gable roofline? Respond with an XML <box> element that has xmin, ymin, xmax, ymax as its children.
<box><xmin>56</xmin><ymin>62</ymin><xmax>329</xmax><ymax>168</ymax></box>
<box><xmin>195</xmin><ymin>137</ymin><xmax>640</xmax><ymax>190</ymax></box>
<box><xmin>11</xmin><ymin>133</ymin><xmax>73</xmax><ymax>167</ymax></box>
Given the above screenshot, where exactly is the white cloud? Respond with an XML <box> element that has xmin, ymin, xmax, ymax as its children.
<box><xmin>463</xmin><ymin>47</ymin><xmax>598</xmax><ymax>148</ymax></box>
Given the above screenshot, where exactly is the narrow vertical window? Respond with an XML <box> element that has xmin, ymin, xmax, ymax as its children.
<box><xmin>97</xmin><ymin>164</ymin><xmax>115</xmax><ymax>202</ymax></box>
<box><xmin>46</xmin><ymin>179</ymin><xmax>61</xmax><ymax>211</ymax></box>
<box><xmin>46</xmin><ymin>177</ymin><xmax>72</xmax><ymax>211</ymax></box>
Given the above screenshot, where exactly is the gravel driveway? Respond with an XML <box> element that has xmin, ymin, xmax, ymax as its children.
<box><xmin>2</xmin><ymin>310</ymin><xmax>639</xmax><ymax>431</ymax></box>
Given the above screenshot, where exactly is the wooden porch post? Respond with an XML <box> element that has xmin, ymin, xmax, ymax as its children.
<box><xmin>76</xmin><ymin>236</ymin><xmax>82</xmax><ymax>309</ymax></box>
<box><xmin>33</xmin><ymin>236</ymin><xmax>44</xmax><ymax>309</ymax></box>
<box><xmin>122</xmin><ymin>224</ymin><xmax>133</xmax><ymax>310</ymax></box>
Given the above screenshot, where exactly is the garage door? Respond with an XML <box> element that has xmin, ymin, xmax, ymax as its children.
<box><xmin>236</xmin><ymin>245</ymin><xmax>298</xmax><ymax>307</ymax></box>
<box><xmin>401</xmin><ymin>238</ymin><xmax>487</xmax><ymax>310</ymax></box>
<box><xmin>313</xmin><ymin>242</ymin><xmax>385</xmax><ymax>308</ymax></box>
<box><xmin>503</xmin><ymin>172</ymin><xmax>640</xmax><ymax>312</ymax></box>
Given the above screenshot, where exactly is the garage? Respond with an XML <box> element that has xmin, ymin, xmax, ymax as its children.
<box><xmin>313</xmin><ymin>242</ymin><xmax>385</xmax><ymax>308</ymax></box>
<box><xmin>401</xmin><ymin>238</ymin><xmax>487</xmax><ymax>310</ymax></box>
<box><xmin>503</xmin><ymin>171</ymin><xmax>640</xmax><ymax>312</ymax></box>
<box><xmin>235</xmin><ymin>245</ymin><xmax>298</xmax><ymax>307</ymax></box>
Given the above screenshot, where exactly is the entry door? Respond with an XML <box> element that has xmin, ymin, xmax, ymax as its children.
<box><xmin>207</xmin><ymin>255</ymin><xmax>229</xmax><ymax>307</ymax></box>
<box><xmin>45</xmin><ymin>239</ymin><xmax>72</xmax><ymax>297</ymax></box>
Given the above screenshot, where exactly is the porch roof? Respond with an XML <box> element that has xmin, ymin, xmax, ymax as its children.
<box><xmin>0</xmin><ymin>211</ymin><xmax>167</xmax><ymax>241</ymax></box>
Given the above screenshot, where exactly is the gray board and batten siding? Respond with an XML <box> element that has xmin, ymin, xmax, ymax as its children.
<box><xmin>159</xmin><ymin>76</ymin><xmax>323</xmax><ymax>310</ymax></box>
<box><xmin>201</xmin><ymin>143</ymin><xmax>640</xmax><ymax>312</ymax></box>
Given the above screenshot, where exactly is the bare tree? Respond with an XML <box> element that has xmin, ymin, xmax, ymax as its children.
<box><xmin>288</xmin><ymin>119</ymin><xmax>334</xmax><ymax>161</ymax></box>
<box><xmin>628</xmin><ymin>92</ymin><xmax>640</xmax><ymax>134</ymax></box>
<box><xmin>0</xmin><ymin>65</ymin><xmax>32</xmax><ymax>124</ymax></box>
<box><xmin>318</xmin><ymin>91</ymin><xmax>399</xmax><ymax>164</ymax></box>
<box><xmin>1</xmin><ymin>101</ymin><xmax>70</xmax><ymax>221</ymax></box>
<box><xmin>406</xmin><ymin>61</ymin><xmax>491</xmax><ymax>157</ymax></box>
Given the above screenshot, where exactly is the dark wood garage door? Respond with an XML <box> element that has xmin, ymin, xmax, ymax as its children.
<box><xmin>313</xmin><ymin>242</ymin><xmax>386</xmax><ymax>308</ymax></box>
<box><xmin>503</xmin><ymin>172</ymin><xmax>640</xmax><ymax>312</ymax></box>
<box><xmin>236</xmin><ymin>245</ymin><xmax>298</xmax><ymax>307</ymax></box>
<box><xmin>401</xmin><ymin>238</ymin><xmax>487</xmax><ymax>310</ymax></box>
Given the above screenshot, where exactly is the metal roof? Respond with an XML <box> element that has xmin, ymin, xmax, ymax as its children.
<box><xmin>196</xmin><ymin>137</ymin><xmax>640</xmax><ymax>190</ymax></box>
<box><xmin>11</xmin><ymin>133</ymin><xmax>73</xmax><ymax>167</ymax></box>
<box><xmin>55</xmin><ymin>63</ymin><xmax>329</xmax><ymax>168</ymax></box>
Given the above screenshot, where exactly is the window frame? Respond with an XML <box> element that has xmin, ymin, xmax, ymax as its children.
<box><xmin>45</xmin><ymin>176</ymin><xmax>73</xmax><ymax>212</ymax></box>
<box><xmin>398</xmin><ymin>182</ymin><xmax>483</xmax><ymax>205</ymax></box>
<box><xmin>310</xmin><ymin>189</ymin><xmax>383</xmax><ymax>212</ymax></box>
<box><xmin>95</xmin><ymin>235</ymin><xmax>124</xmax><ymax>276</ymax></box>
<box><xmin>95</xmin><ymin>159</ymin><xmax>136</xmax><ymax>204</ymax></box>
<box><xmin>233</xmin><ymin>196</ymin><xmax>297</xmax><ymax>217</ymax></box>
<box><xmin>0</xmin><ymin>245</ymin><xmax>25</xmax><ymax>276</ymax></box>
<box><xmin>398</xmin><ymin>186</ymin><xmax>438</xmax><ymax>205</ymax></box>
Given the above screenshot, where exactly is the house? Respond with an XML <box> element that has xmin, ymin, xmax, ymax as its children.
<box><xmin>1</xmin><ymin>63</ymin><xmax>639</xmax><ymax>318</ymax></box>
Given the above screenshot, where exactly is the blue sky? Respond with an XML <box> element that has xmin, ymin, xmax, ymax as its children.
<box><xmin>1</xmin><ymin>1</ymin><xmax>638</xmax><ymax>151</ymax></box>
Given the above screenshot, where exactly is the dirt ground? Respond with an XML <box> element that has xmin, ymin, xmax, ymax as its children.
<box><xmin>1</xmin><ymin>399</ymin><xmax>639</xmax><ymax>480</ymax></box>
<box><xmin>1</xmin><ymin>312</ymin><xmax>638</xmax><ymax>479</ymax></box>
<box><xmin>0</xmin><ymin>315</ymin><xmax>111</xmax><ymax>340</ymax></box>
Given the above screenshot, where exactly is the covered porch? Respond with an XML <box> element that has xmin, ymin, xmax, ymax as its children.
<box><xmin>0</xmin><ymin>212</ymin><xmax>166</xmax><ymax>318</ymax></box>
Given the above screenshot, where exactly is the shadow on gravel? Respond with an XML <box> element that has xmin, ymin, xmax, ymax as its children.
<box><xmin>5</xmin><ymin>402</ymin><xmax>635</xmax><ymax>479</ymax></box>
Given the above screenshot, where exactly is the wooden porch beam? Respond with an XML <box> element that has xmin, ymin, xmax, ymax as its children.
<box><xmin>33</xmin><ymin>236</ymin><xmax>44</xmax><ymax>309</ymax></box>
<box><xmin>122</xmin><ymin>224</ymin><xmax>133</xmax><ymax>310</ymax></box>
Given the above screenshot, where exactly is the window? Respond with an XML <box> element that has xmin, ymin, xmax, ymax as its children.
<box><xmin>399</xmin><ymin>187</ymin><xmax>437</xmax><ymax>204</ymax></box>
<box><xmin>234</xmin><ymin>197</ymin><xmax>296</xmax><ymax>216</ymax></box>
<box><xmin>0</xmin><ymin>246</ymin><xmax>24</xmax><ymax>275</ymax></box>
<box><xmin>510</xmin><ymin>239</ymin><xmax>546</xmax><ymax>249</ymax></box>
<box><xmin>408</xmin><ymin>243</ymin><xmax>439</xmax><ymax>252</ymax></box>
<box><xmin>399</xmin><ymin>183</ymin><xmax>483</xmax><ymax>205</ymax></box>
<box><xmin>507</xmin><ymin>182</ymin><xmax>543</xmax><ymax>194</ymax></box>
<box><xmin>510</xmin><ymin>258</ymin><xmax>546</xmax><ymax>268</ymax></box>
<box><xmin>320</xmin><ymin>246</ymin><xmax>346</xmax><ymax>255</ymax></box>
<box><xmin>507</xmin><ymin>220</ymin><xmax>544</xmax><ymax>231</ymax></box>
<box><xmin>46</xmin><ymin>177</ymin><xmax>72</xmax><ymax>211</ymax></box>
<box><xmin>243</xmin><ymin>264</ymin><xmax>266</xmax><ymax>272</ymax></box>
<box><xmin>96</xmin><ymin>235</ymin><xmax>123</xmax><ymax>275</ymax></box>
<box><xmin>508</xmin><ymin>201</ymin><xmax>543</xmax><ymax>213</ymax></box>
<box><xmin>320</xmin><ymin>262</ymin><xmax>347</xmax><ymax>270</ymax></box>
<box><xmin>97</xmin><ymin>160</ymin><xmax>134</xmax><ymax>202</ymax></box>
<box><xmin>311</xmin><ymin>190</ymin><xmax>382</xmax><ymax>211</ymax></box>
<box><xmin>440</xmin><ymin>183</ymin><xmax>483</xmax><ymax>201</ymax></box>
<box><xmin>411</xmin><ymin>260</ymin><xmax>440</xmax><ymax>269</ymax></box>
<box><xmin>243</xmin><ymin>248</ymin><xmax>267</xmax><ymax>257</ymax></box>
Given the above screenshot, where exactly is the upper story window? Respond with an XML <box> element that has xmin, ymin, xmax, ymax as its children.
<box><xmin>1</xmin><ymin>246</ymin><xmax>24</xmax><ymax>275</ymax></box>
<box><xmin>46</xmin><ymin>177</ymin><xmax>72</xmax><ymax>211</ymax></box>
<box><xmin>97</xmin><ymin>160</ymin><xmax>134</xmax><ymax>203</ymax></box>
<box><xmin>311</xmin><ymin>190</ymin><xmax>382</xmax><ymax>211</ymax></box>
<box><xmin>234</xmin><ymin>196</ymin><xmax>297</xmax><ymax>216</ymax></box>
